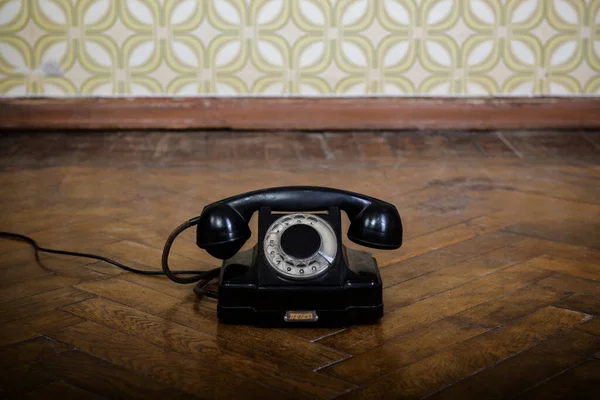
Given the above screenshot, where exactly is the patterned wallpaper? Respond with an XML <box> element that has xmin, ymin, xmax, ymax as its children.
<box><xmin>0</xmin><ymin>0</ymin><xmax>599</xmax><ymax>97</ymax></box>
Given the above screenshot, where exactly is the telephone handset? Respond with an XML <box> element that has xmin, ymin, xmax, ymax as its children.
<box><xmin>164</xmin><ymin>186</ymin><xmax>403</xmax><ymax>326</ymax></box>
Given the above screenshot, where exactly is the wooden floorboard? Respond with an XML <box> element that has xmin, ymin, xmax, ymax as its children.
<box><xmin>516</xmin><ymin>360</ymin><xmax>600</xmax><ymax>400</ymax></box>
<box><xmin>425</xmin><ymin>329</ymin><xmax>600</xmax><ymax>400</ymax></box>
<box><xmin>16</xmin><ymin>380</ymin><xmax>108</xmax><ymax>400</ymax></box>
<box><xmin>29</xmin><ymin>350</ymin><xmax>199</xmax><ymax>400</ymax></box>
<box><xmin>51</xmin><ymin>321</ymin><xmax>285</xmax><ymax>399</ymax></box>
<box><xmin>337</xmin><ymin>307</ymin><xmax>591</xmax><ymax>399</ymax></box>
<box><xmin>61</xmin><ymin>298</ymin><xmax>353</xmax><ymax>399</ymax></box>
<box><xmin>0</xmin><ymin>131</ymin><xmax>599</xmax><ymax>399</ymax></box>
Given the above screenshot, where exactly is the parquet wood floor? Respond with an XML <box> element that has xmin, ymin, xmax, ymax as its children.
<box><xmin>1</xmin><ymin>131</ymin><xmax>599</xmax><ymax>399</ymax></box>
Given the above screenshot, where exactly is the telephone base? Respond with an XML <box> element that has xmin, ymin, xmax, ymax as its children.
<box><xmin>216</xmin><ymin>245</ymin><xmax>384</xmax><ymax>327</ymax></box>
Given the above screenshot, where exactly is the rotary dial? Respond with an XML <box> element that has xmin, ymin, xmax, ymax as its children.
<box><xmin>263</xmin><ymin>213</ymin><xmax>337</xmax><ymax>280</ymax></box>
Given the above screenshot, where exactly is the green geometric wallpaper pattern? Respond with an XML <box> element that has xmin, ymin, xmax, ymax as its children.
<box><xmin>0</xmin><ymin>0</ymin><xmax>599</xmax><ymax>96</ymax></box>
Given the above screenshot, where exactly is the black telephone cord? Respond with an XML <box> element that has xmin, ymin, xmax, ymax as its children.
<box><xmin>0</xmin><ymin>218</ymin><xmax>220</xmax><ymax>298</ymax></box>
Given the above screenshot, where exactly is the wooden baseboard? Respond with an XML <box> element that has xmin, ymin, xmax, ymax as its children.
<box><xmin>1</xmin><ymin>97</ymin><xmax>599</xmax><ymax>131</ymax></box>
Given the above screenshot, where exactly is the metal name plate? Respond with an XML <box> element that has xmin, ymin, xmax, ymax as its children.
<box><xmin>284</xmin><ymin>310</ymin><xmax>319</xmax><ymax>322</ymax></box>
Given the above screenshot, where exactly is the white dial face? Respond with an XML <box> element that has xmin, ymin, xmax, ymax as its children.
<box><xmin>263</xmin><ymin>213</ymin><xmax>337</xmax><ymax>280</ymax></box>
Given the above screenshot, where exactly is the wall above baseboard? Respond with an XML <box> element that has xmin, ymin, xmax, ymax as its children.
<box><xmin>1</xmin><ymin>97</ymin><xmax>599</xmax><ymax>131</ymax></box>
<box><xmin>1</xmin><ymin>1</ymin><xmax>599</xmax><ymax>97</ymax></box>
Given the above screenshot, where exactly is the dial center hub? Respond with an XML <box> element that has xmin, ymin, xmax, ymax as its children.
<box><xmin>280</xmin><ymin>224</ymin><xmax>321</xmax><ymax>259</ymax></box>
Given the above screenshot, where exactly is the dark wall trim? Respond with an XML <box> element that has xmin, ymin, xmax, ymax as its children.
<box><xmin>1</xmin><ymin>97</ymin><xmax>599</xmax><ymax>131</ymax></box>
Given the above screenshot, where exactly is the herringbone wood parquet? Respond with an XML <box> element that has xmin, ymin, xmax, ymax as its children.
<box><xmin>1</xmin><ymin>131</ymin><xmax>599</xmax><ymax>399</ymax></box>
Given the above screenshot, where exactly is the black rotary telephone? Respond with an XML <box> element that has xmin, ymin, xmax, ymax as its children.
<box><xmin>0</xmin><ymin>186</ymin><xmax>402</xmax><ymax>327</ymax></box>
<box><xmin>163</xmin><ymin>186</ymin><xmax>403</xmax><ymax>326</ymax></box>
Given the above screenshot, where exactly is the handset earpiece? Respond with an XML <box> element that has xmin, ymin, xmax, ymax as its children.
<box><xmin>347</xmin><ymin>203</ymin><xmax>402</xmax><ymax>249</ymax></box>
<box><xmin>195</xmin><ymin>203</ymin><xmax>251</xmax><ymax>259</ymax></box>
